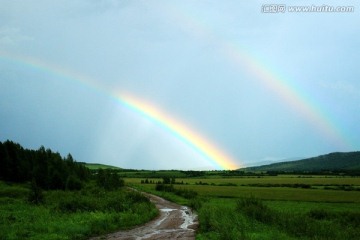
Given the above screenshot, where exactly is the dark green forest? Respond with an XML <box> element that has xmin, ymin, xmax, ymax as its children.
<box><xmin>0</xmin><ymin>140</ymin><xmax>90</xmax><ymax>190</ymax></box>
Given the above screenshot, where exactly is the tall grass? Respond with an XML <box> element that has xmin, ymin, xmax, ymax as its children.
<box><xmin>196</xmin><ymin>199</ymin><xmax>293</xmax><ymax>240</ymax></box>
<box><xmin>194</xmin><ymin>196</ymin><xmax>360</xmax><ymax>240</ymax></box>
<box><xmin>235</xmin><ymin>196</ymin><xmax>359</xmax><ymax>239</ymax></box>
<box><xmin>0</xmin><ymin>182</ymin><xmax>158</xmax><ymax>240</ymax></box>
<box><xmin>197</xmin><ymin>202</ymin><xmax>248</xmax><ymax>240</ymax></box>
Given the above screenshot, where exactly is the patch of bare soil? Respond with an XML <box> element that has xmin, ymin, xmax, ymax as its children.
<box><xmin>90</xmin><ymin>192</ymin><xmax>198</xmax><ymax>240</ymax></box>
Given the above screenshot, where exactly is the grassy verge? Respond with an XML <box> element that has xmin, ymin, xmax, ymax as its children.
<box><xmin>0</xmin><ymin>181</ymin><xmax>158</xmax><ymax>240</ymax></box>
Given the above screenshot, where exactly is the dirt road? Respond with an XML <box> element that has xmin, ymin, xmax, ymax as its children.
<box><xmin>90</xmin><ymin>192</ymin><xmax>198</xmax><ymax>240</ymax></box>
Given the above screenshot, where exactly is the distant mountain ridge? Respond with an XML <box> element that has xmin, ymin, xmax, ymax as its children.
<box><xmin>82</xmin><ymin>163</ymin><xmax>121</xmax><ymax>170</ymax></box>
<box><xmin>244</xmin><ymin>157</ymin><xmax>303</xmax><ymax>168</ymax></box>
<box><xmin>244</xmin><ymin>151</ymin><xmax>360</xmax><ymax>172</ymax></box>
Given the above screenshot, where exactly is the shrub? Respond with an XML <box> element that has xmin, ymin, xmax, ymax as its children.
<box><xmin>155</xmin><ymin>184</ymin><xmax>197</xmax><ymax>199</ymax></box>
<box><xmin>189</xmin><ymin>197</ymin><xmax>203</xmax><ymax>211</ymax></box>
<box><xmin>125</xmin><ymin>191</ymin><xmax>149</xmax><ymax>204</ymax></box>
<box><xmin>174</xmin><ymin>188</ymin><xmax>198</xmax><ymax>199</ymax></box>
<box><xmin>100</xmin><ymin>193</ymin><xmax>127</xmax><ymax>212</ymax></box>
<box><xmin>66</xmin><ymin>175</ymin><xmax>82</xmax><ymax>190</ymax></box>
<box><xmin>57</xmin><ymin>196</ymin><xmax>96</xmax><ymax>212</ymax></box>
<box><xmin>155</xmin><ymin>183</ymin><xmax>174</xmax><ymax>192</ymax></box>
<box><xmin>96</xmin><ymin>169</ymin><xmax>124</xmax><ymax>190</ymax></box>
<box><xmin>307</xmin><ymin>209</ymin><xmax>329</xmax><ymax>220</ymax></box>
<box><xmin>338</xmin><ymin>212</ymin><xmax>360</xmax><ymax>227</ymax></box>
<box><xmin>236</xmin><ymin>196</ymin><xmax>275</xmax><ymax>224</ymax></box>
<box><xmin>28</xmin><ymin>180</ymin><xmax>44</xmax><ymax>205</ymax></box>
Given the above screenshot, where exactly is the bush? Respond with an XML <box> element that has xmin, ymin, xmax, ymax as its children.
<box><xmin>307</xmin><ymin>209</ymin><xmax>329</xmax><ymax>220</ymax></box>
<box><xmin>155</xmin><ymin>183</ymin><xmax>197</xmax><ymax>199</ymax></box>
<box><xmin>155</xmin><ymin>183</ymin><xmax>174</xmax><ymax>192</ymax></box>
<box><xmin>337</xmin><ymin>212</ymin><xmax>360</xmax><ymax>227</ymax></box>
<box><xmin>0</xmin><ymin>183</ymin><xmax>29</xmax><ymax>199</ymax></box>
<box><xmin>66</xmin><ymin>175</ymin><xmax>82</xmax><ymax>190</ymax></box>
<box><xmin>102</xmin><ymin>194</ymin><xmax>127</xmax><ymax>212</ymax></box>
<box><xmin>28</xmin><ymin>180</ymin><xmax>44</xmax><ymax>205</ymax></box>
<box><xmin>96</xmin><ymin>169</ymin><xmax>124</xmax><ymax>190</ymax></box>
<box><xmin>236</xmin><ymin>196</ymin><xmax>274</xmax><ymax>223</ymax></box>
<box><xmin>57</xmin><ymin>196</ymin><xmax>97</xmax><ymax>212</ymax></box>
<box><xmin>174</xmin><ymin>188</ymin><xmax>198</xmax><ymax>199</ymax></box>
<box><xmin>189</xmin><ymin>197</ymin><xmax>203</xmax><ymax>211</ymax></box>
<box><xmin>125</xmin><ymin>190</ymin><xmax>149</xmax><ymax>204</ymax></box>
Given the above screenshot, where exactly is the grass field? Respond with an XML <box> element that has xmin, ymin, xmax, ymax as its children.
<box><xmin>0</xmin><ymin>181</ymin><xmax>157</xmax><ymax>240</ymax></box>
<box><xmin>180</xmin><ymin>175</ymin><xmax>360</xmax><ymax>185</ymax></box>
<box><xmin>128</xmin><ymin>175</ymin><xmax>360</xmax><ymax>202</ymax></box>
<box><xmin>127</xmin><ymin>175</ymin><xmax>360</xmax><ymax>185</ymax></box>
<box><xmin>2</xmin><ymin>174</ymin><xmax>359</xmax><ymax>239</ymax></box>
<box><xmin>130</xmin><ymin>175</ymin><xmax>360</xmax><ymax>239</ymax></box>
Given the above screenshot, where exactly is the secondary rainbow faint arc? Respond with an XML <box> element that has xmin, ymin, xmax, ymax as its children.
<box><xmin>160</xmin><ymin>4</ymin><xmax>350</xmax><ymax>149</ymax></box>
<box><xmin>118</xmin><ymin>94</ymin><xmax>239</xmax><ymax>170</ymax></box>
<box><xmin>0</xmin><ymin>52</ymin><xmax>240</xmax><ymax>170</ymax></box>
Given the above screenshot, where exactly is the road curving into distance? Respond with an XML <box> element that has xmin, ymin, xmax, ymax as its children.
<box><xmin>90</xmin><ymin>192</ymin><xmax>198</xmax><ymax>240</ymax></box>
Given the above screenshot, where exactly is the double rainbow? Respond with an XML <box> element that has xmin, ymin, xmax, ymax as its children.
<box><xmin>0</xmin><ymin>52</ymin><xmax>239</xmax><ymax>169</ymax></box>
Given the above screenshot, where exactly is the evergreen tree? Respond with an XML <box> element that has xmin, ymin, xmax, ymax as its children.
<box><xmin>0</xmin><ymin>140</ymin><xmax>90</xmax><ymax>190</ymax></box>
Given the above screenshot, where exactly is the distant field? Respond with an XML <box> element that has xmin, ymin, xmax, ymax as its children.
<box><xmin>84</xmin><ymin>163</ymin><xmax>121</xmax><ymax>170</ymax></box>
<box><xmin>177</xmin><ymin>175</ymin><xmax>360</xmax><ymax>185</ymax></box>
<box><xmin>181</xmin><ymin>185</ymin><xmax>360</xmax><ymax>202</ymax></box>
<box><xmin>127</xmin><ymin>175</ymin><xmax>360</xmax><ymax>202</ymax></box>
<box><xmin>126</xmin><ymin>175</ymin><xmax>360</xmax><ymax>185</ymax></box>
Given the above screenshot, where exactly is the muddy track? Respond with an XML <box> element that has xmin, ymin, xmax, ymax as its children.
<box><xmin>90</xmin><ymin>192</ymin><xmax>198</xmax><ymax>240</ymax></box>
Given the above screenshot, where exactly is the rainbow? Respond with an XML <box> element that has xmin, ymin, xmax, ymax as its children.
<box><xmin>160</xmin><ymin>4</ymin><xmax>351</xmax><ymax>150</ymax></box>
<box><xmin>222</xmin><ymin>43</ymin><xmax>349</xmax><ymax>149</ymax></box>
<box><xmin>118</xmin><ymin>94</ymin><xmax>239</xmax><ymax>169</ymax></box>
<box><xmin>0</xmin><ymin>52</ymin><xmax>240</xmax><ymax>170</ymax></box>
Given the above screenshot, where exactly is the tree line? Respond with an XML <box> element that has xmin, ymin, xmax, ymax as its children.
<box><xmin>0</xmin><ymin>140</ymin><xmax>90</xmax><ymax>190</ymax></box>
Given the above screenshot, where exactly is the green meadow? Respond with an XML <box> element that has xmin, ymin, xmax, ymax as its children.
<box><xmin>1</xmin><ymin>173</ymin><xmax>360</xmax><ymax>239</ymax></box>
<box><xmin>131</xmin><ymin>174</ymin><xmax>360</xmax><ymax>239</ymax></box>
<box><xmin>127</xmin><ymin>175</ymin><xmax>360</xmax><ymax>202</ymax></box>
<box><xmin>0</xmin><ymin>181</ymin><xmax>157</xmax><ymax>240</ymax></box>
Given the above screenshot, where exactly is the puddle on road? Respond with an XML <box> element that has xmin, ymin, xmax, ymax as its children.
<box><xmin>154</xmin><ymin>208</ymin><xmax>176</xmax><ymax>227</ymax></box>
<box><xmin>160</xmin><ymin>208</ymin><xmax>177</xmax><ymax>212</ymax></box>
<box><xmin>180</xmin><ymin>206</ymin><xmax>196</xmax><ymax>230</ymax></box>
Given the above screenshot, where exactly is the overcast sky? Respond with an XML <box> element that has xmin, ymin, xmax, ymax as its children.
<box><xmin>1</xmin><ymin>0</ymin><xmax>359</xmax><ymax>169</ymax></box>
